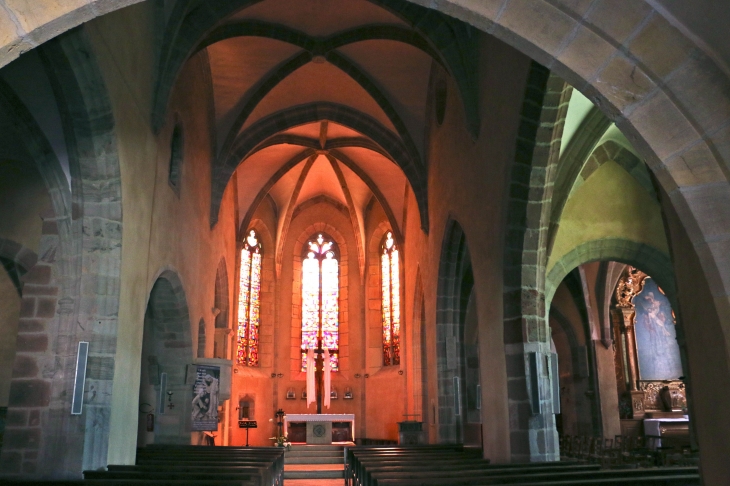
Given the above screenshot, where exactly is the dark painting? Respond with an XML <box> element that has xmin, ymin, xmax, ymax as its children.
<box><xmin>634</xmin><ymin>278</ymin><xmax>683</xmax><ymax>380</ymax></box>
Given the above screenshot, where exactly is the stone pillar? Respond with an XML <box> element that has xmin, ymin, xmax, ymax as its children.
<box><xmin>514</xmin><ymin>342</ymin><xmax>560</xmax><ymax>462</ymax></box>
<box><xmin>592</xmin><ymin>340</ymin><xmax>622</xmax><ymax>439</ymax></box>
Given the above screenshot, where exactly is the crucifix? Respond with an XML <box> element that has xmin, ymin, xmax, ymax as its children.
<box><xmin>302</xmin><ymin>234</ymin><xmax>339</xmax><ymax>414</ymax></box>
<box><xmin>314</xmin><ymin>339</ymin><xmax>325</xmax><ymax>414</ymax></box>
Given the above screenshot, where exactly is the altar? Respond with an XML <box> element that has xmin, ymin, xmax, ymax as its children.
<box><xmin>284</xmin><ymin>414</ymin><xmax>355</xmax><ymax>444</ymax></box>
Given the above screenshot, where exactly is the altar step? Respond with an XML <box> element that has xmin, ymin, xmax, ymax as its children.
<box><xmin>285</xmin><ymin>444</ymin><xmax>344</xmax><ymax>463</ymax></box>
<box><xmin>284</xmin><ymin>445</ymin><xmax>345</xmax><ymax>479</ymax></box>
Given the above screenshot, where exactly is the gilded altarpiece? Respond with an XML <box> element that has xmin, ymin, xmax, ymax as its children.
<box><xmin>612</xmin><ymin>267</ymin><xmax>686</xmax><ymax>419</ymax></box>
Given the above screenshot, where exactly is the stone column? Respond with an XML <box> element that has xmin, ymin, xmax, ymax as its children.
<box><xmin>592</xmin><ymin>340</ymin><xmax>622</xmax><ymax>439</ymax></box>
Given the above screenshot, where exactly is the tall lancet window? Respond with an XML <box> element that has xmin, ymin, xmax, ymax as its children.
<box><xmin>237</xmin><ymin>229</ymin><xmax>262</xmax><ymax>366</ymax></box>
<box><xmin>381</xmin><ymin>231</ymin><xmax>401</xmax><ymax>366</ymax></box>
<box><xmin>301</xmin><ymin>234</ymin><xmax>339</xmax><ymax>372</ymax></box>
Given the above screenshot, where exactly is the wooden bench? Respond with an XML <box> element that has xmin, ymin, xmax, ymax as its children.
<box><xmin>82</xmin><ymin>445</ymin><xmax>285</xmax><ymax>486</ymax></box>
<box><xmin>370</xmin><ymin>466</ymin><xmax>700</xmax><ymax>485</ymax></box>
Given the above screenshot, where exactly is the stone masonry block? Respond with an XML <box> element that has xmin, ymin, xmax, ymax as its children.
<box><xmin>35</xmin><ymin>298</ymin><xmax>57</xmax><ymax>318</ymax></box>
<box><xmin>12</xmin><ymin>355</ymin><xmax>39</xmax><ymax>378</ymax></box>
<box><xmin>629</xmin><ymin>14</ymin><xmax>695</xmax><ymax>80</ymax></box>
<box><xmin>557</xmin><ymin>25</ymin><xmax>616</xmax><ymax>84</ymax></box>
<box><xmin>21</xmin><ymin>284</ymin><xmax>59</xmax><ymax>296</ymax></box>
<box><xmin>8</xmin><ymin>380</ymin><xmax>50</xmax><ymax>407</ymax></box>
<box><xmin>18</xmin><ymin>318</ymin><xmax>46</xmax><ymax>333</ymax></box>
<box><xmin>28</xmin><ymin>410</ymin><xmax>40</xmax><ymax>427</ymax></box>
<box><xmin>2</xmin><ymin>427</ymin><xmax>41</xmax><ymax>450</ymax></box>
<box><xmin>14</xmin><ymin>335</ymin><xmax>48</xmax><ymax>353</ymax></box>
<box><xmin>586</xmin><ymin>0</ymin><xmax>652</xmax><ymax>44</ymax></box>
<box><xmin>0</xmin><ymin>451</ymin><xmax>22</xmax><ymax>473</ymax></box>
<box><xmin>19</xmin><ymin>298</ymin><xmax>35</xmax><ymax>318</ymax></box>
<box><xmin>666</xmin><ymin>53</ymin><xmax>730</xmax><ymax>136</ymax></box>
<box><xmin>21</xmin><ymin>265</ymin><xmax>51</xmax><ymax>285</ymax></box>
<box><xmin>594</xmin><ymin>54</ymin><xmax>655</xmax><ymax>114</ymax></box>
<box><xmin>5</xmin><ymin>409</ymin><xmax>28</xmax><ymax>426</ymax></box>
<box><xmin>625</xmin><ymin>90</ymin><xmax>699</xmax><ymax>161</ymax></box>
<box><xmin>499</xmin><ymin>0</ymin><xmax>575</xmax><ymax>59</ymax></box>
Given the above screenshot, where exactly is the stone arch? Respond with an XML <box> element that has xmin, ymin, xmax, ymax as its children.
<box><xmin>504</xmin><ymin>64</ymin><xmax>571</xmax><ymax>347</ymax></box>
<box><xmin>546</xmin><ymin>239</ymin><xmax>676</xmax><ymax>310</ymax></box>
<box><xmin>550</xmin><ymin>270</ymin><xmax>602</xmax><ymax>438</ymax></box>
<box><xmin>0</xmin><ymin>28</ymin><xmax>124</xmax><ymax>476</ymax></box>
<box><xmin>502</xmin><ymin>64</ymin><xmax>570</xmax><ymax>462</ymax></box>
<box><xmin>138</xmin><ymin>270</ymin><xmax>193</xmax><ymax>446</ymax></box>
<box><xmin>435</xmin><ymin>218</ymin><xmax>473</xmax><ymax>444</ymax></box>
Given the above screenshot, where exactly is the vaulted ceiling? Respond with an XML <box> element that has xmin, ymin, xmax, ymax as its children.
<box><xmin>162</xmin><ymin>0</ymin><xmax>481</xmax><ymax>241</ymax></box>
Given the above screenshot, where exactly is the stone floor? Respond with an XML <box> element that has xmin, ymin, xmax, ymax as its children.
<box><xmin>284</xmin><ymin>464</ymin><xmax>344</xmax><ymax>470</ymax></box>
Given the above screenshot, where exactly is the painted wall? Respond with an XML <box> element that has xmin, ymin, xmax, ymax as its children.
<box><xmin>548</xmin><ymin>160</ymin><xmax>669</xmax><ymax>274</ymax></box>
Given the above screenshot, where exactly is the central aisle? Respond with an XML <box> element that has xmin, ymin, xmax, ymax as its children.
<box><xmin>283</xmin><ymin>444</ymin><xmax>350</xmax><ymax>483</ymax></box>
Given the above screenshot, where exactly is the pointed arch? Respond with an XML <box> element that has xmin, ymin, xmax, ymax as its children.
<box><xmin>214</xmin><ymin>257</ymin><xmax>229</xmax><ymax>329</ymax></box>
<box><xmin>138</xmin><ymin>270</ymin><xmax>193</xmax><ymax>446</ymax></box>
<box><xmin>412</xmin><ymin>268</ymin><xmax>428</xmax><ymax>426</ymax></box>
<box><xmin>435</xmin><ymin>218</ymin><xmax>472</xmax><ymax>443</ymax></box>
<box><xmin>545</xmin><ymin>239</ymin><xmax>676</xmax><ymax>311</ymax></box>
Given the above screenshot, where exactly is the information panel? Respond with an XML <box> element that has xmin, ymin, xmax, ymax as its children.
<box><xmin>191</xmin><ymin>364</ymin><xmax>220</xmax><ymax>431</ymax></box>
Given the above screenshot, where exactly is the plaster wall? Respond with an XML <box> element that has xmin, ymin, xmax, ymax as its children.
<box><xmin>548</xmin><ymin>160</ymin><xmax>669</xmax><ymax>273</ymax></box>
<box><xmin>401</xmin><ymin>33</ymin><xmax>530</xmax><ymax>461</ymax></box>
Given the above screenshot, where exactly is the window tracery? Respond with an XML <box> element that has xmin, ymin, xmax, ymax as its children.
<box><xmin>237</xmin><ymin>229</ymin><xmax>262</xmax><ymax>366</ymax></box>
<box><xmin>301</xmin><ymin>234</ymin><xmax>339</xmax><ymax>371</ymax></box>
<box><xmin>381</xmin><ymin>231</ymin><xmax>400</xmax><ymax>366</ymax></box>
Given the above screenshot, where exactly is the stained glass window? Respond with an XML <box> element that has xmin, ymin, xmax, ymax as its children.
<box><xmin>237</xmin><ymin>229</ymin><xmax>262</xmax><ymax>366</ymax></box>
<box><xmin>381</xmin><ymin>231</ymin><xmax>400</xmax><ymax>366</ymax></box>
<box><xmin>301</xmin><ymin>234</ymin><xmax>339</xmax><ymax>372</ymax></box>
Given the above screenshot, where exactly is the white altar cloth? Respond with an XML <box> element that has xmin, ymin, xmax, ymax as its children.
<box><xmin>284</xmin><ymin>413</ymin><xmax>355</xmax><ymax>440</ymax></box>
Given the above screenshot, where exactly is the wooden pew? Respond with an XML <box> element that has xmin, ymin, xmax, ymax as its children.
<box><xmin>370</xmin><ymin>466</ymin><xmax>700</xmax><ymax>485</ymax></box>
<box><xmin>82</xmin><ymin>445</ymin><xmax>284</xmax><ymax>486</ymax></box>
<box><xmin>345</xmin><ymin>444</ymin><xmax>477</xmax><ymax>484</ymax></box>
<box><xmin>361</xmin><ymin>464</ymin><xmax>600</xmax><ymax>486</ymax></box>
<box><xmin>346</xmin><ymin>445</ymin><xmax>586</xmax><ymax>486</ymax></box>
<box><xmin>84</xmin><ymin>470</ymin><xmax>258</xmax><ymax>486</ymax></box>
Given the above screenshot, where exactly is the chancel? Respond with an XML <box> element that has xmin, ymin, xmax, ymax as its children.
<box><xmin>0</xmin><ymin>0</ymin><xmax>729</xmax><ymax>485</ymax></box>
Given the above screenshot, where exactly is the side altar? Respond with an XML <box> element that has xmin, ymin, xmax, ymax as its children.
<box><xmin>284</xmin><ymin>413</ymin><xmax>355</xmax><ymax>444</ymax></box>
